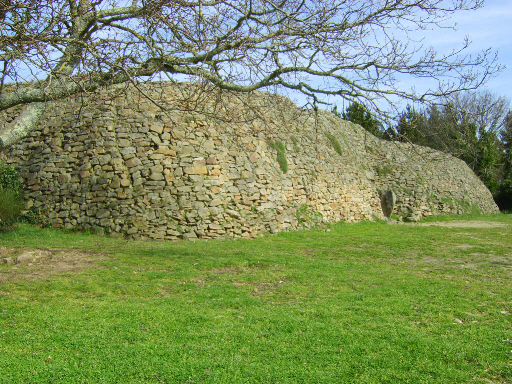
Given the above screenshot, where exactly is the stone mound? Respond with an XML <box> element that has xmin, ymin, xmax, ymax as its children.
<box><xmin>1</xmin><ymin>83</ymin><xmax>499</xmax><ymax>240</ymax></box>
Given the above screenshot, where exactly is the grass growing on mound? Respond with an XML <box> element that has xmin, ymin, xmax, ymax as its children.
<box><xmin>325</xmin><ymin>132</ymin><xmax>343</xmax><ymax>156</ymax></box>
<box><xmin>0</xmin><ymin>215</ymin><xmax>511</xmax><ymax>383</ymax></box>
<box><xmin>268</xmin><ymin>139</ymin><xmax>288</xmax><ymax>173</ymax></box>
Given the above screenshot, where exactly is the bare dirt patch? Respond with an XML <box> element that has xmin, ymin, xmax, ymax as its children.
<box><xmin>453</xmin><ymin>244</ymin><xmax>478</xmax><ymax>250</ymax></box>
<box><xmin>209</xmin><ymin>266</ymin><xmax>248</xmax><ymax>275</ymax></box>
<box><xmin>414</xmin><ymin>221</ymin><xmax>510</xmax><ymax>229</ymax></box>
<box><xmin>387</xmin><ymin>252</ymin><xmax>512</xmax><ymax>278</ymax></box>
<box><xmin>232</xmin><ymin>280</ymin><xmax>286</xmax><ymax>297</ymax></box>
<box><xmin>0</xmin><ymin>247</ymin><xmax>101</xmax><ymax>282</ymax></box>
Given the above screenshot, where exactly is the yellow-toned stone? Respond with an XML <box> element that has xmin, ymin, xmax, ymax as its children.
<box><xmin>184</xmin><ymin>166</ymin><xmax>208</xmax><ymax>175</ymax></box>
<box><xmin>120</xmin><ymin>178</ymin><xmax>131</xmax><ymax>187</ymax></box>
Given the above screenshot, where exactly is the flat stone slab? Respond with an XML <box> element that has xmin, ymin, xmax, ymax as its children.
<box><xmin>2</xmin><ymin>249</ymin><xmax>52</xmax><ymax>265</ymax></box>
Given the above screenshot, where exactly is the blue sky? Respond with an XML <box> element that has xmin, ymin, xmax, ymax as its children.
<box><xmin>285</xmin><ymin>0</ymin><xmax>512</xmax><ymax>116</ymax></box>
<box><xmin>425</xmin><ymin>0</ymin><xmax>511</xmax><ymax>104</ymax></box>
<box><xmin>5</xmin><ymin>1</ymin><xmax>509</xmax><ymax>115</ymax></box>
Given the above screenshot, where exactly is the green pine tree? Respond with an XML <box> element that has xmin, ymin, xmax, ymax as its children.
<box><xmin>340</xmin><ymin>102</ymin><xmax>383</xmax><ymax>138</ymax></box>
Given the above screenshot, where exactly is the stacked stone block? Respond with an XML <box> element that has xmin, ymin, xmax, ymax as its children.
<box><xmin>0</xmin><ymin>83</ymin><xmax>499</xmax><ymax>240</ymax></box>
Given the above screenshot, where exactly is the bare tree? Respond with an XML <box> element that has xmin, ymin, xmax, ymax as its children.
<box><xmin>0</xmin><ymin>0</ymin><xmax>501</xmax><ymax>147</ymax></box>
<box><xmin>448</xmin><ymin>91</ymin><xmax>510</xmax><ymax>135</ymax></box>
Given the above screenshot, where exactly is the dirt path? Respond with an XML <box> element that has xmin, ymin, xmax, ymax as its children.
<box><xmin>414</xmin><ymin>220</ymin><xmax>511</xmax><ymax>229</ymax></box>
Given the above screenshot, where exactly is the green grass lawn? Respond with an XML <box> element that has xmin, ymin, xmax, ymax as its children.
<box><xmin>0</xmin><ymin>215</ymin><xmax>511</xmax><ymax>383</ymax></box>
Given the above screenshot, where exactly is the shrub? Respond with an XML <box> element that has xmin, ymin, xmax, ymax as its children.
<box><xmin>0</xmin><ymin>162</ymin><xmax>24</xmax><ymax>230</ymax></box>
<box><xmin>19</xmin><ymin>208</ymin><xmax>51</xmax><ymax>227</ymax></box>
<box><xmin>0</xmin><ymin>188</ymin><xmax>24</xmax><ymax>229</ymax></box>
<box><xmin>0</xmin><ymin>162</ymin><xmax>21</xmax><ymax>192</ymax></box>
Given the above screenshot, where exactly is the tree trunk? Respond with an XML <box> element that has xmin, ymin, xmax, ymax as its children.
<box><xmin>0</xmin><ymin>102</ymin><xmax>46</xmax><ymax>148</ymax></box>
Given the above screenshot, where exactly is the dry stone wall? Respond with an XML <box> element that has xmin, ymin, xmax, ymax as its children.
<box><xmin>1</xmin><ymin>83</ymin><xmax>499</xmax><ymax>240</ymax></box>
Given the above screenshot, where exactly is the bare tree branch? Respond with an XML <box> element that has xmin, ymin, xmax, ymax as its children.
<box><xmin>0</xmin><ymin>0</ymin><xmax>502</xmax><ymax>147</ymax></box>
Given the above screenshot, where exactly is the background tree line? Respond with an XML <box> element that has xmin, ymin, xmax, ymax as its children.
<box><xmin>337</xmin><ymin>92</ymin><xmax>512</xmax><ymax>210</ymax></box>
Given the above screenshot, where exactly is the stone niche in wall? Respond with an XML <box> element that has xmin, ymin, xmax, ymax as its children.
<box><xmin>1</xmin><ymin>82</ymin><xmax>499</xmax><ymax>240</ymax></box>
